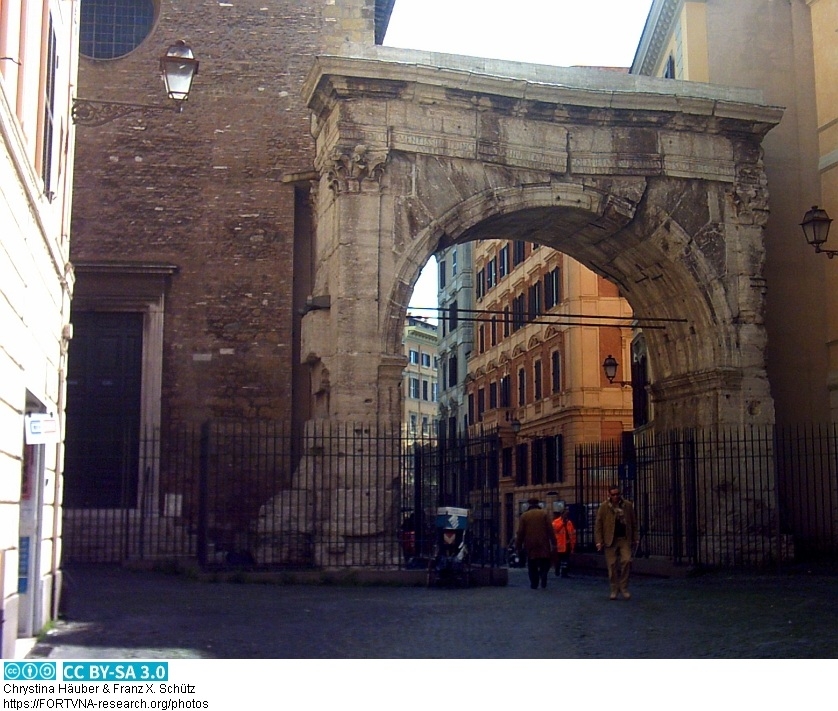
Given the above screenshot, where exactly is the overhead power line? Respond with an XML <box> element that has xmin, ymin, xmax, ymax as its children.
<box><xmin>406</xmin><ymin>305</ymin><xmax>687</xmax><ymax>328</ymax></box>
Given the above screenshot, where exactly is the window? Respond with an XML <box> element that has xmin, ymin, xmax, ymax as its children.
<box><xmin>546</xmin><ymin>435</ymin><xmax>564</xmax><ymax>483</ymax></box>
<box><xmin>80</xmin><ymin>0</ymin><xmax>156</xmax><ymax>59</ymax></box>
<box><xmin>452</xmin><ymin>249</ymin><xmax>458</xmax><ymax>276</ymax></box>
<box><xmin>503</xmin><ymin>306</ymin><xmax>511</xmax><ymax>337</ymax></box>
<box><xmin>410</xmin><ymin>413</ymin><xmax>417</xmax><ymax>434</ymax></box>
<box><xmin>502</xmin><ymin>447</ymin><xmax>513</xmax><ymax>480</ymax></box>
<box><xmin>551</xmin><ymin>350</ymin><xmax>561</xmax><ymax>393</ymax></box>
<box><xmin>528</xmin><ymin>282</ymin><xmax>542</xmax><ymax>322</ymax></box>
<box><xmin>448</xmin><ymin>300</ymin><xmax>458</xmax><ymax>331</ymax></box>
<box><xmin>512</xmin><ymin>294</ymin><xmax>526</xmax><ymax>332</ymax></box>
<box><xmin>431</xmin><ymin>382</ymin><xmax>439</xmax><ymax>402</ymax></box>
<box><xmin>531</xmin><ymin>439</ymin><xmax>544</xmax><ymax>485</ymax></box>
<box><xmin>486</xmin><ymin>258</ymin><xmax>497</xmax><ymax>290</ymax></box>
<box><xmin>409</xmin><ymin>377</ymin><xmax>420</xmax><ymax>399</ymax></box>
<box><xmin>422</xmin><ymin>379</ymin><xmax>429</xmax><ymax>401</ymax></box>
<box><xmin>490</xmin><ymin>317</ymin><xmax>497</xmax><ymax>347</ymax></box>
<box><xmin>499</xmin><ymin>244</ymin><xmax>510</xmax><ymax>278</ymax></box>
<box><xmin>518</xmin><ymin>367</ymin><xmax>526</xmax><ymax>406</ymax></box>
<box><xmin>448</xmin><ymin>355</ymin><xmax>458</xmax><ymax>387</ymax></box>
<box><xmin>545</xmin><ymin>267</ymin><xmax>561</xmax><ymax>309</ymax></box>
<box><xmin>513</xmin><ymin>240</ymin><xmax>526</xmax><ymax>267</ymax></box>
<box><xmin>421</xmin><ymin>353</ymin><xmax>431</xmax><ymax>368</ymax></box>
<box><xmin>664</xmin><ymin>54</ymin><xmax>676</xmax><ymax>79</ymax></box>
<box><xmin>534</xmin><ymin>360</ymin><xmax>542</xmax><ymax>400</ymax></box>
<box><xmin>516</xmin><ymin>443</ymin><xmax>528</xmax><ymax>486</ymax></box>
<box><xmin>478</xmin><ymin>323</ymin><xmax>485</xmax><ymax>353</ymax></box>
<box><xmin>500</xmin><ymin>375</ymin><xmax>511</xmax><ymax>408</ymax></box>
<box><xmin>421</xmin><ymin>416</ymin><xmax>429</xmax><ymax>434</ymax></box>
<box><xmin>41</xmin><ymin>18</ymin><xmax>58</xmax><ymax>196</ymax></box>
<box><xmin>489</xmin><ymin>381</ymin><xmax>498</xmax><ymax>409</ymax></box>
<box><xmin>477</xmin><ymin>388</ymin><xmax>485</xmax><ymax>420</ymax></box>
<box><xmin>438</xmin><ymin>260</ymin><xmax>446</xmax><ymax>289</ymax></box>
<box><xmin>476</xmin><ymin>269</ymin><xmax>485</xmax><ymax>300</ymax></box>
<box><xmin>409</xmin><ymin>349</ymin><xmax>419</xmax><ymax>365</ymax></box>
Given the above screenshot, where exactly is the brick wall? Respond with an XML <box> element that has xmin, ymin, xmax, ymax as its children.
<box><xmin>70</xmin><ymin>1</ymin><xmax>376</xmax><ymax>423</ymax></box>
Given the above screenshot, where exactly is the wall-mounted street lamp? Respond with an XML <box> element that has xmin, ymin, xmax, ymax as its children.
<box><xmin>603</xmin><ymin>355</ymin><xmax>631</xmax><ymax>387</ymax></box>
<box><xmin>72</xmin><ymin>41</ymin><xmax>199</xmax><ymax>126</ymax></box>
<box><xmin>800</xmin><ymin>205</ymin><xmax>835</xmax><ymax>258</ymax></box>
<box><xmin>510</xmin><ymin>418</ymin><xmax>522</xmax><ymax>434</ymax></box>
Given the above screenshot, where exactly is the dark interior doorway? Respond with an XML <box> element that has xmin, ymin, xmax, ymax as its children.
<box><xmin>64</xmin><ymin>311</ymin><xmax>143</xmax><ymax>508</ymax></box>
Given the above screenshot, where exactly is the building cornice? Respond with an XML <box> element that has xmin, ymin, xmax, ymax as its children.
<box><xmin>631</xmin><ymin>0</ymin><xmax>682</xmax><ymax>77</ymax></box>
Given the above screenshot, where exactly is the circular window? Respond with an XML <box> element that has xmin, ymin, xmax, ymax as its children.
<box><xmin>80</xmin><ymin>0</ymin><xmax>156</xmax><ymax>60</ymax></box>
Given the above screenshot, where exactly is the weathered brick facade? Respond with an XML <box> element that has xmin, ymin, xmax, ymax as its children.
<box><xmin>70</xmin><ymin>1</ymin><xmax>387</xmax><ymax>427</ymax></box>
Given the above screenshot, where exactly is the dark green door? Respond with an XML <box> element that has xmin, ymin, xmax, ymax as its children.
<box><xmin>64</xmin><ymin>312</ymin><xmax>143</xmax><ymax>508</ymax></box>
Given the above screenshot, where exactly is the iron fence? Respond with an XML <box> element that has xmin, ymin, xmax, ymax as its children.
<box><xmin>576</xmin><ymin>425</ymin><xmax>838</xmax><ymax>568</ymax></box>
<box><xmin>63</xmin><ymin>421</ymin><xmax>838</xmax><ymax>570</ymax></box>
<box><xmin>62</xmin><ymin>421</ymin><xmax>501</xmax><ymax>570</ymax></box>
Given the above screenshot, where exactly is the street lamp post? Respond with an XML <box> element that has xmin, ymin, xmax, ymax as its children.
<box><xmin>72</xmin><ymin>41</ymin><xmax>199</xmax><ymax>126</ymax></box>
<box><xmin>800</xmin><ymin>205</ymin><xmax>835</xmax><ymax>258</ymax></box>
<box><xmin>602</xmin><ymin>355</ymin><xmax>631</xmax><ymax>387</ymax></box>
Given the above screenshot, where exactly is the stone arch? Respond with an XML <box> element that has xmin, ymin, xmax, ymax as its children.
<box><xmin>301</xmin><ymin>50</ymin><xmax>782</xmax><ymax>430</ymax></box>
<box><xmin>383</xmin><ymin>177</ymin><xmax>757</xmax><ymax>428</ymax></box>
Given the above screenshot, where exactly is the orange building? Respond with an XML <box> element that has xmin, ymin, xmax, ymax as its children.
<box><xmin>465</xmin><ymin>239</ymin><xmax>635</xmax><ymax>542</ymax></box>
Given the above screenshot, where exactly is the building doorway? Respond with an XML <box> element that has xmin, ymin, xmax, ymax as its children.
<box><xmin>64</xmin><ymin>312</ymin><xmax>143</xmax><ymax>508</ymax></box>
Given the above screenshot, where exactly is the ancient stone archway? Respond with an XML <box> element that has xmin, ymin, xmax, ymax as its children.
<box><xmin>300</xmin><ymin>49</ymin><xmax>782</xmax><ymax>431</ymax></box>
<box><xmin>257</xmin><ymin>50</ymin><xmax>784</xmax><ymax>567</ymax></box>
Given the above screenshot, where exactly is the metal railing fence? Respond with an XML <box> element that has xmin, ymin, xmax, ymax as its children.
<box><xmin>575</xmin><ymin>425</ymin><xmax>838</xmax><ymax>568</ymax></box>
<box><xmin>62</xmin><ymin>421</ymin><xmax>501</xmax><ymax>570</ymax></box>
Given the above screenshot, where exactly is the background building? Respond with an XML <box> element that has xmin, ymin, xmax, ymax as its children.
<box><xmin>632</xmin><ymin>0</ymin><xmax>831</xmax><ymax>424</ymax></box>
<box><xmin>0</xmin><ymin>0</ymin><xmax>78</xmax><ymax>657</ymax></box>
<box><xmin>402</xmin><ymin>316</ymin><xmax>439</xmax><ymax>441</ymax></box>
<box><xmin>808</xmin><ymin>0</ymin><xmax>838</xmax><ymax>417</ymax></box>
<box><xmin>466</xmin><ymin>239</ymin><xmax>633</xmax><ymax>543</ymax></box>
<box><xmin>436</xmin><ymin>244</ymin><xmax>474</xmax><ymax>437</ymax></box>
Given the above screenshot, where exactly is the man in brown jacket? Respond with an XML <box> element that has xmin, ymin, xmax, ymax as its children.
<box><xmin>594</xmin><ymin>486</ymin><xmax>639</xmax><ymax>600</ymax></box>
<box><xmin>516</xmin><ymin>498</ymin><xmax>555</xmax><ymax>589</ymax></box>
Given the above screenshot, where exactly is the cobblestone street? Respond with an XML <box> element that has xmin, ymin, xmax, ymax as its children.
<box><xmin>25</xmin><ymin>563</ymin><xmax>838</xmax><ymax>659</ymax></box>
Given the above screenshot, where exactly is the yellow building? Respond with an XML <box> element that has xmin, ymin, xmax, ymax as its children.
<box><xmin>402</xmin><ymin>316</ymin><xmax>439</xmax><ymax>442</ymax></box>
<box><xmin>632</xmin><ymin>0</ymin><xmax>834</xmax><ymax>423</ymax></box>
<box><xmin>0</xmin><ymin>0</ymin><xmax>78</xmax><ymax>656</ymax></box>
<box><xmin>808</xmin><ymin>0</ymin><xmax>838</xmax><ymax>416</ymax></box>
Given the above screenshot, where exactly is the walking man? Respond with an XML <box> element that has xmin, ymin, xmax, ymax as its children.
<box><xmin>516</xmin><ymin>498</ymin><xmax>555</xmax><ymax>589</ymax></box>
<box><xmin>594</xmin><ymin>486</ymin><xmax>638</xmax><ymax>600</ymax></box>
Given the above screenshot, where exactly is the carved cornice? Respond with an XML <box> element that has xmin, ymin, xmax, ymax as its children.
<box><xmin>326</xmin><ymin>144</ymin><xmax>388</xmax><ymax>194</ymax></box>
<box><xmin>631</xmin><ymin>0</ymin><xmax>682</xmax><ymax>77</ymax></box>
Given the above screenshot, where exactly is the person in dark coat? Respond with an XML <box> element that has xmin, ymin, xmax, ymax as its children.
<box><xmin>516</xmin><ymin>498</ymin><xmax>555</xmax><ymax>589</ymax></box>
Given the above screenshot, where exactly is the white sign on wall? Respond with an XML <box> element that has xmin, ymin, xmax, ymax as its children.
<box><xmin>24</xmin><ymin>413</ymin><xmax>60</xmax><ymax>445</ymax></box>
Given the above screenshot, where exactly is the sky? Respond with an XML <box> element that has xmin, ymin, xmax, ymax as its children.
<box><xmin>384</xmin><ymin>0</ymin><xmax>655</xmax><ymax>321</ymax></box>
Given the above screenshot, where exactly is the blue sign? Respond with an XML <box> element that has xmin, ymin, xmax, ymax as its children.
<box><xmin>63</xmin><ymin>662</ymin><xmax>169</xmax><ymax>682</ymax></box>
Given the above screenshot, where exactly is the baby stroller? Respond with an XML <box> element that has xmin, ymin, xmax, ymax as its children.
<box><xmin>427</xmin><ymin>507</ymin><xmax>472</xmax><ymax>587</ymax></box>
<box><xmin>507</xmin><ymin>538</ymin><xmax>524</xmax><ymax>568</ymax></box>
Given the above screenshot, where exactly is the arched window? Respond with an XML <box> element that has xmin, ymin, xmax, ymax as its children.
<box><xmin>80</xmin><ymin>0</ymin><xmax>156</xmax><ymax>59</ymax></box>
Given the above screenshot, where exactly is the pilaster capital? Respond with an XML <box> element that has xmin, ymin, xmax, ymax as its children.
<box><xmin>325</xmin><ymin>144</ymin><xmax>388</xmax><ymax>194</ymax></box>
